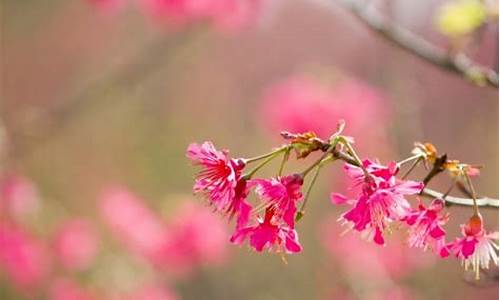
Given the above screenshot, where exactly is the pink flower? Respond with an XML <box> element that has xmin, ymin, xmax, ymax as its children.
<box><xmin>333</xmin><ymin>160</ymin><xmax>423</xmax><ymax>245</ymax></box>
<box><xmin>252</xmin><ymin>174</ymin><xmax>303</xmax><ymax>228</ymax></box>
<box><xmin>52</xmin><ymin>218</ymin><xmax>99</xmax><ymax>271</ymax></box>
<box><xmin>261</xmin><ymin>76</ymin><xmax>339</xmax><ymax>139</ymax></box>
<box><xmin>230</xmin><ymin>208</ymin><xmax>302</xmax><ymax>254</ymax></box>
<box><xmin>0</xmin><ymin>174</ymin><xmax>39</xmax><ymax>220</ymax></box>
<box><xmin>230</xmin><ymin>178</ymin><xmax>252</xmax><ymax>228</ymax></box>
<box><xmin>0</xmin><ymin>223</ymin><xmax>50</xmax><ymax>291</ymax></box>
<box><xmin>209</xmin><ymin>0</ymin><xmax>262</xmax><ymax>31</ymax></box>
<box><xmin>99</xmin><ymin>186</ymin><xmax>169</xmax><ymax>265</ymax></box>
<box><xmin>141</xmin><ymin>0</ymin><xmax>261</xmax><ymax>31</ymax></box>
<box><xmin>259</xmin><ymin>77</ymin><xmax>392</xmax><ymax>154</ymax></box>
<box><xmin>443</xmin><ymin>215</ymin><xmax>499</xmax><ymax>278</ymax></box>
<box><xmin>187</xmin><ymin>142</ymin><xmax>251</xmax><ymax>227</ymax></box>
<box><xmin>160</xmin><ymin>202</ymin><xmax>229</xmax><ymax>275</ymax></box>
<box><xmin>402</xmin><ymin>199</ymin><xmax>449</xmax><ymax>254</ymax></box>
<box><xmin>49</xmin><ymin>278</ymin><xmax>95</xmax><ymax>300</ymax></box>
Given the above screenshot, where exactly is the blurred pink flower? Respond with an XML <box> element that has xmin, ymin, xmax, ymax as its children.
<box><xmin>230</xmin><ymin>207</ymin><xmax>302</xmax><ymax>253</ymax></box>
<box><xmin>0</xmin><ymin>223</ymin><xmax>50</xmax><ymax>291</ymax></box>
<box><xmin>443</xmin><ymin>215</ymin><xmax>499</xmax><ymax>277</ymax></box>
<box><xmin>402</xmin><ymin>199</ymin><xmax>448</xmax><ymax>254</ymax></box>
<box><xmin>141</xmin><ymin>0</ymin><xmax>261</xmax><ymax>30</ymax></box>
<box><xmin>334</xmin><ymin>160</ymin><xmax>423</xmax><ymax>245</ymax></box>
<box><xmin>52</xmin><ymin>218</ymin><xmax>99</xmax><ymax>271</ymax></box>
<box><xmin>209</xmin><ymin>0</ymin><xmax>262</xmax><ymax>31</ymax></box>
<box><xmin>252</xmin><ymin>174</ymin><xmax>303</xmax><ymax>228</ymax></box>
<box><xmin>160</xmin><ymin>202</ymin><xmax>229</xmax><ymax>275</ymax></box>
<box><xmin>321</xmin><ymin>216</ymin><xmax>434</xmax><ymax>279</ymax></box>
<box><xmin>49</xmin><ymin>278</ymin><xmax>95</xmax><ymax>300</ymax></box>
<box><xmin>0</xmin><ymin>173</ymin><xmax>39</xmax><ymax>220</ymax></box>
<box><xmin>259</xmin><ymin>76</ymin><xmax>392</xmax><ymax>153</ymax></box>
<box><xmin>123</xmin><ymin>283</ymin><xmax>178</xmax><ymax>300</ymax></box>
<box><xmin>99</xmin><ymin>186</ymin><xmax>169</xmax><ymax>265</ymax></box>
<box><xmin>187</xmin><ymin>142</ymin><xmax>250</xmax><ymax>226</ymax></box>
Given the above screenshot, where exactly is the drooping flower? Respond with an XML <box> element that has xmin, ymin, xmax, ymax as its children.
<box><xmin>187</xmin><ymin>142</ymin><xmax>251</xmax><ymax>227</ymax></box>
<box><xmin>442</xmin><ymin>215</ymin><xmax>499</xmax><ymax>279</ymax></box>
<box><xmin>333</xmin><ymin>160</ymin><xmax>424</xmax><ymax>245</ymax></box>
<box><xmin>230</xmin><ymin>208</ymin><xmax>302</xmax><ymax>254</ymax></box>
<box><xmin>52</xmin><ymin>218</ymin><xmax>99</xmax><ymax>271</ymax></box>
<box><xmin>402</xmin><ymin>199</ymin><xmax>449</xmax><ymax>254</ymax></box>
<box><xmin>252</xmin><ymin>174</ymin><xmax>303</xmax><ymax>227</ymax></box>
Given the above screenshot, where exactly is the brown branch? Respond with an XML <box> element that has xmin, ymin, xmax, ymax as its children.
<box><xmin>340</xmin><ymin>0</ymin><xmax>499</xmax><ymax>88</ymax></box>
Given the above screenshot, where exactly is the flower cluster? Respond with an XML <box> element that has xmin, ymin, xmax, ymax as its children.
<box><xmin>187</xmin><ymin>141</ymin><xmax>303</xmax><ymax>254</ymax></box>
<box><xmin>333</xmin><ymin>160</ymin><xmax>423</xmax><ymax>245</ymax></box>
<box><xmin>187</xmin><ymin>122</ymin><xmax>498</xmax><ymax>279</ymax></box>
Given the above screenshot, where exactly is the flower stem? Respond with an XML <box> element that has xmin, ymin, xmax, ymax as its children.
<box><xmin>400</xmin><ymin>156</ymin><xmax>422</xmax><ymax>179</ymax></box>
<box><xmin>332</xmin><ymin>149</ymin><xmax>359</xmax><ymax>166</ymax></box>
<box><xmin>243</xmin><ymin>150</ymin><xmax>284</xmax><ymax>179</ymax></box>
<box><xmin>296</xmin><ymin>159</ymin><xmax>329</xmax><ymax>222</ymax></box>
<box><xmin>463</xmin><ymin>170</ymin><xmax>480</xmax><ymax>216</ymax></box>
<box><xmin>397</xmin><ymin>154</ymin><xmax>423</xmax><ymax>166</ymax></box>
<box><xmin>245</xmin><ymin>146</ymin><xmax>287</xmax><ymax>163</ymax></box>
<box><xmin>339</xmin><ymin>137</ymin><xmax>371</xmax><ymax>179</ymax></box>
<box><xmin>278</xmin><ymin>147</ymin><xmax>291</xmax><ymax>176</ymax></box>
<box><xmin>300</xmin><ymin>152</ymin><xmax>332</xmax><ymax>177</ymax></box>
<box><xmin>442</xmin><ymin>177</ymin><xmax>458</xmax><ymax>200</ymax></box>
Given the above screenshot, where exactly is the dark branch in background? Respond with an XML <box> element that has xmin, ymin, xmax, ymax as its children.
<box><xmin>7</xmin><ymin>28</ymin><xmax>206</xmax><ymax>161</ymax></box>
<box><xmin>6</xmin><ymin>36</ymin><xmax>173</xmax><ymax>160</ymax></box>
<box><xmin>340</xmin><ymin>0</ymin><xmax>499</xmax><ymax>88</ymax></box>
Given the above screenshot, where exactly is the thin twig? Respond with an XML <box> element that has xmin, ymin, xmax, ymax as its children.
<box><xmin>400</xmin><ymin>157</ymin><xmax>421</xmax><ymax>179</ymax></box>
<box><xmin>297</xmin><ymin>163</ymin><xmax>323</xmax><ymax>221</ymax></box>
<box><xmin>463</xmin><ymin>171</ymin><xmax>480</xmax><ymax>215</ymax></box>
<box><xmin>339</xmin><ymin>0</ymin><xmax>499</xmax><ymax>88</ymax></box>
<box><xmin>422</xmin><ymin>188</ymin><xmax>499</xmax><ymax>208</ymax></box>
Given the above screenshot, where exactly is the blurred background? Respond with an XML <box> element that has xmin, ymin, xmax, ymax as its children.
<box><xmin>1</xmin><ymin>0</ymin><xmax>499</xmax><ymax>299</ymax></box>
